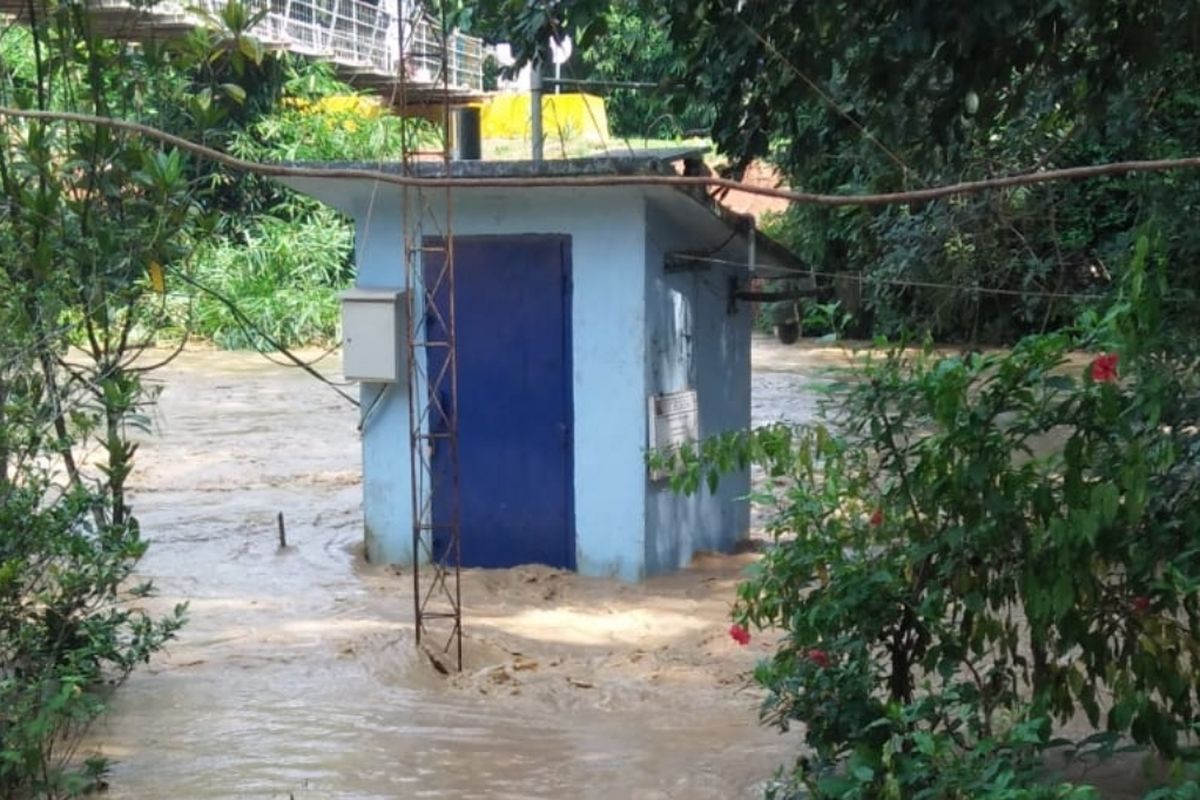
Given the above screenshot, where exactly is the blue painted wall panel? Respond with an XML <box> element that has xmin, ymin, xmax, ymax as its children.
<box><xmin>352</xmin><ymin>206</ymin><xmax>416</xmax><ymax>565</ymax></box>
<box><xmin>643</xmin><ymin>202</ymin><xmax>752</xmax><ymax>574</ymax></box>
<box><xmin>429</xmin><ymin>189</ymin><xmax>648</xmax><ymax>580</ymax></box>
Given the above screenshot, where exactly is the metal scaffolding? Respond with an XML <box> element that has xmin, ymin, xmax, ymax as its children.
<box><xmin>398</xmin><ymin>0</ymin><xmax>462</xmax><ymax>672</ymax></box>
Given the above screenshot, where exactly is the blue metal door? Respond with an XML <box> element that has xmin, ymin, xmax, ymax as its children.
<box><xmin>424</xmin><ymin>235</ymin><xmax>575</xmax><ymax>569</ymax></box>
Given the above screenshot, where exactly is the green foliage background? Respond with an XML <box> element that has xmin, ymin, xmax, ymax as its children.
<box><xmin>0</xmin><ymin>6</ymin><xmax>230</xmax><ymax>793</ymax></box>
<box><xmin>682</xmin><ymin>0</ymin><xmax>1200</xmax><ymax>342</ymax></box>
<box><xmin>0</xmin><ymin>8</ymin><xmax>434</xmax><ymax>794</ymax></box>
<box><xmin>472</xmin><ymin>0</ymin><xmax>1200</xmax><ymax>344</ymax></box>
<box><xmin>575</xmin><ymin>2</ymin><xmax>711</xmax><ymax>140</ymax></box>
<box><xmin>1</xmin><ymin>16</ymin><xmax>421</xmax><ymax>351</ymax></box>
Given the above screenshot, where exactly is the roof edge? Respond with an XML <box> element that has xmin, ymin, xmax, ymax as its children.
<box><xmin>282</xmin><ymin>146</ymin><xmax>710</xmax><ymax>180</ymax></box>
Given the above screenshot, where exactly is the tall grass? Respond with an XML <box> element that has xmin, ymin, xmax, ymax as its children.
<box><xmin>174</xmin><ymin>205</ymin><xmax>353</xmax><ymax>348</ymax></box>
<box><xmin>177</xmin><ymin>58</ymin><xmax>439</xmax><ymax>350</ymax></box>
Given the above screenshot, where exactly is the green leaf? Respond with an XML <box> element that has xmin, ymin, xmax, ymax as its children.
<box><xmin>851</xmin><ymin>764</ymin><xmax>875</xmax><ymax>782</ymax></box>
<box><xmin>911</xmin><ymin>730</ymin><xmax>936</xmax><ymax>755</ymax></box>
<box><xmin>220</xmin><ymin>82</ymin><xmax>247</xmax><ymax>104</ymax></box>
<box><xmin>1092</xmin><ymin>483</ymin><xmax>1120</xmax><ymax>527</ymax></box>
<box><xmin>237</xmin><ymin>35</ymin><xmax>264</xmax><ymax>64</ymax></box>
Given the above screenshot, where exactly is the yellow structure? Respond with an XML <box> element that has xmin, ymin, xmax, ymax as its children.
<box><xmin>480</xmin><ymin>93</ymin><xmax>610</xmax><ymax>142</ymax></box>
<box><xmin>286</xmin><ymin>94</ymin><xmax>386</xmax><ymax>118</ymax></box>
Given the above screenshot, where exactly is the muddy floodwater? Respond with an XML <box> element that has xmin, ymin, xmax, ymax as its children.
<box><xmin>85</xmin><ymin>338</ymin><xmax>1153</xmax><ymax>798</ymax></box>
<box><xmin>84</xmin><ymin>338</ymin><xmax>826</xmax><ymax>799</ymax></box>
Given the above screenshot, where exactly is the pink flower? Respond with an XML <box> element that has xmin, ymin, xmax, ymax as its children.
<box><xmin>869</xmin><ymin>509</ymin><xmax>884</xmax><ymax>527</ymax></box>
<box><xmin>806</xmin><ymin>649</ymin><xmax>831</xmax><ymax>669</ymax></box>
<box><xmin>729</xmin><ymin>624</ymin><xmax>751</xmax><ymax>646</ymax></box>
<box><xmin>1090</xmin><ymin>353</ymin><xmax>1119</xmax><ymax>383</ymax></box>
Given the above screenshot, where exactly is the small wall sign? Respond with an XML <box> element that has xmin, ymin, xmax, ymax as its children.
<box><xmin>648</xmin><ymin>389</ymin><xmax>699</xmax><ymax>479</ymax></box>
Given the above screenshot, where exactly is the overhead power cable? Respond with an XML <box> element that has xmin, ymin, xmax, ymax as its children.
<box><xmin>4</xmin><ymin>107</ymin><xmax>1200</xmax><ymax>208</ymax></box>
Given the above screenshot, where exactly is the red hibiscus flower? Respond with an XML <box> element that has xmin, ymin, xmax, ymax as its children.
<box><xmin>729</xmin><ymin>624</ymin><xmax>751</xmax><ymax>646</ymax></box>
<box><xmin>1131</xmin><ymin>595</ymin><xmax>1151</xmax><ymax>615</ymax></box>
<box><xmin>869</xmin><ymin>509</ymin><xmax>884</xmax><ymax>527</ymax></box>
<box><xmin>807</xmin><ymin>649</ymin><xmax>831</xmax><ymax>669</ymax></box>
<box><xmin>1090</xmin><ymin>353</ymin><xmax>1119</xmax><ymax>383</ymax></box>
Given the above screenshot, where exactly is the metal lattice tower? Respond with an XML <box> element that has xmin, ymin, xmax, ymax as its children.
<box><xmin>399</xmin><ymin>0</ymin><xmax>462</xmax><ymax>671</ymax></box>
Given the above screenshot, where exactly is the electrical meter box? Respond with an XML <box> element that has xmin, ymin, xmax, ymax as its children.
<box><xmin>340</xmin><ymin>288</ymin><xmax>406</xmax><ymax>383</ymax></box>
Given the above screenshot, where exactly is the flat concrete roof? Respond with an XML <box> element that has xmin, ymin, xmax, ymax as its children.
<box><xmin>289</xmin><ymin>146</ymin><xmax>711</xmax><ymax>179</ymax></box>
<box><xmin>279</xmin><ymin>146</ymin><xmax>816</xmax><ymax>281</ymax></box>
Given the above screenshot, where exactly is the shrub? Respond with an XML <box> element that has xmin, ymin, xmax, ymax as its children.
<box><xmin>227</xmin><ymin>60</ymin><xmax>439</xmax><ymax>166</ymax></box>
<box><xmin>0</xmin><ymin>4</ymin><xmax>218</xmax><ymax>794</ymax></box>
<box><xmin>0</xmin><ymin>473</ymin><xmax>186</xmax><ymax>797</ymax></box>
<box><xmin>662</xmin><ymin>236</ymin><xmax>1200</xmax><ymax>797</ymax></box>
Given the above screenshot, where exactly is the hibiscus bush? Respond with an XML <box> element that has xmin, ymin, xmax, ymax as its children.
<box><xmin>664</xmin><ymin>236</ymin><xmax>1200</xmax><ymax>797</ymax></box>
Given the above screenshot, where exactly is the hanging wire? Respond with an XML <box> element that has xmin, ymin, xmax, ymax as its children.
<box><xmin>168</xmin><ymin>268</ymin><xmax>360</xmax><ymax>405</ymax></box>
<box><xmin>668</xmin><ymin>251</ymin><xmax>1194</xmax><ymax>305</ymax></box>
<box><xmin>736</xmin><ymin>17</ymin><xmax>915</xmax><ymax>181</ymax></box>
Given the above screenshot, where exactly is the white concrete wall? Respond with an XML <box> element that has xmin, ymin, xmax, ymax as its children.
<box><xmin>643</xmin><ymin>202</ymin><xmax>752</xmax><ymax>574</ymax></box>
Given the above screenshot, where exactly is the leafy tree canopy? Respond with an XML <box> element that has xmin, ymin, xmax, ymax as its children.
<box><xmin>470</xmin><ymin>0</ymin><xmax>1200</xmax><ymax>178</ymax></box>
<box><xmin>471</xmin><ymin>0</ymin><xmax>1200</xmax><ymax>343</ymax></box>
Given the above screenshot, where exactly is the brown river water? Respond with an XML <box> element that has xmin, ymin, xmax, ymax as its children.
<box><xmin>82</xmin><ymin>339</ymin><xmax>1152</xmax><ymax>798</ymax></box>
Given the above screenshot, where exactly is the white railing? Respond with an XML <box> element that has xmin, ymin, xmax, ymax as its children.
<box><xmin>252</xmin><ymin>0</ymin><xmax>391</xmax><ymax>67</ymax></box>
<box><xmin>248</xmin><ymin>0</ymin><xmax>483</xmax><ymax>91</ymax></box>
<box><xmin>396</xmin><ymin>12</ymin><xmax>483</xmax><ymax>92</ymax></box>
<box><xmin>93</xmin><ymin>0</ymin><xmax>485</xmax><ymax>91</ymax></box>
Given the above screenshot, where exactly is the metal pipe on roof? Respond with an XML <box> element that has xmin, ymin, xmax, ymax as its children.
<box><xmin>530</xmin><ymin>61</ymin><xmax>544</xmax><ymax>162</ymax></box>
